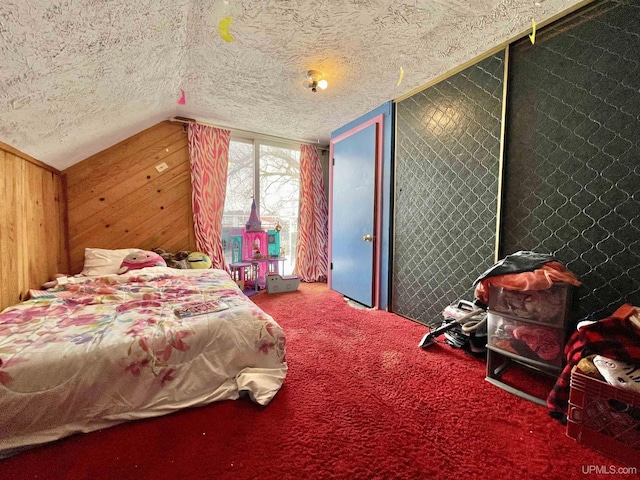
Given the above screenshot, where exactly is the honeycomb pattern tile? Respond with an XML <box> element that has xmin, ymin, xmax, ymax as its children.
<box><xmin>393</xmin><ymin>53</ymin><xmax>504</xmax><ymax>326</ymax></box>
<box><xmin>502</xmin><ymin>0</ymin><xmax>640</xmax><ymax>322</ymax></box>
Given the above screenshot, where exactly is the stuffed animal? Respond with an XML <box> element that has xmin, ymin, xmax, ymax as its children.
<box><xmin>118</xmin><ymin>250</ymin><xmax>166</xmax><ymax>274</ymax></box>
<box><xmin>151</xmin><ymin>248</ymin><xmax>211</xmax><ymax>269</ymax></box>
<box><xmin>152</xmin><ymin>248</ymin><xmax>191</xmax><ymax>269</ymax></box>
<box><xmin>593</xmin><ymin>355</ymin><xmax>640</xmax><ymax>393</ymax></box>
<box><xmin>187</xmin><ymin>252</ymin><xmax>212</xmax><ymax>269</ymax></box>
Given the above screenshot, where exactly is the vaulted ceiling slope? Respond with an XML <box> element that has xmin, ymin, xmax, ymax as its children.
<box><xmin>1</xmin><ymin>0</ymin><xmax>584</xmax><ymax>170</ymax></box>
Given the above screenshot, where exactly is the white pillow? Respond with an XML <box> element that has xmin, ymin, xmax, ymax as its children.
<box><xmin>81</xmin><ymin>248</ymin><xmax>142</xmax><ymax>276</ymax></box>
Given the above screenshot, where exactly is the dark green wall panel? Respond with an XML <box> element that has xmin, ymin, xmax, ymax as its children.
<box><xmin>393</xmin><ymin>53</ymin><xmax>504</xmax><ymax>325</ymax></box>
<box><xmin>501</xmin><ymin>0</ymin><xmax>640</xmax><ymax>321</ymax></box>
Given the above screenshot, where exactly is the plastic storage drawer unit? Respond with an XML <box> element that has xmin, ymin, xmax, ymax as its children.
<box><xmin>488</xmin><ymin>283</ymin><xmax>571</xmax><ymax>326</ymax></box>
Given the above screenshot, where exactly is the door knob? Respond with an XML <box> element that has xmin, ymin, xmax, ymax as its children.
<box><xmin>363</xmin><ymin>234</ymin><xmax>373</xmax><ymax>242</ymax></box>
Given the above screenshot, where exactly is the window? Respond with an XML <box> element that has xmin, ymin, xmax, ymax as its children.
<box><xmin>222</xmin><ymin>139</ymin><xmax>254</xmax><ymax>231</ymax></box>
<box><xmin>222</xmin><ymin>139</ymin><xmax>300</xmax><ymax>275</ymax></box>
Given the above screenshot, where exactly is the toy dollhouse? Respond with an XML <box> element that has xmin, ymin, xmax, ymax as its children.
<box><xmin>229</xmin><ymin>199</ymin><xmax>297</xmax><ymax>293</ymax></box>
<box><xmin>242</xmin><ymin>198</ymin><xmax>268</xmax><ymax>262</ymax></box>
<box><xmin>266</xmin><ymin>272</ymin><xmax>300</xmax><ymax>294</ymax></box>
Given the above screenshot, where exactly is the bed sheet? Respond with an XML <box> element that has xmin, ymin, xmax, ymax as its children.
<box><xmin>0</xmin><ymin>267</ymin><xmax>287</xmax><ymax>454</ymax></box>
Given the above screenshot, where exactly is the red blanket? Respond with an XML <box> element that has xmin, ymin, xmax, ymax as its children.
<box><xmin>547</xmin><ymin>304</ymin><xmax>640</xmax><ymax>422</ymax></box>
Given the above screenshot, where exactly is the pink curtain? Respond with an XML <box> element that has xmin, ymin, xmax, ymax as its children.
<box><xmin>294</xmin><ymin>145</ymin><xmax>328</xmax><ymax>282</ymax></box>
<box><xmin>188</xmin><ymin>123</ymin><xmax>231</xmax><ymax>271</ymax></box>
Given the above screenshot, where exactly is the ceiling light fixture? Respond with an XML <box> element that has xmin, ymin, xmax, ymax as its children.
<box><xmin>303</xmin><ymin>70</ymin><xmax>328</xmax><ymax>92</ymax></box>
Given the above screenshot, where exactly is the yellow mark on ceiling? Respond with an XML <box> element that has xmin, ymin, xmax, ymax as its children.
<box><xmin>397</xmin><ymin>67</ymin><xmax>404</xmax><ymax>86</ymax></box>
<box><xmin>219</xmin><ymin>17</ymin><xmax>236</xmax><ymax>42</ymax></box>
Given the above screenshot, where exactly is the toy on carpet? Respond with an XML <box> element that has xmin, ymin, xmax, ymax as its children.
<box><xmin>266</xmin><ymin>272</ymin><xmax>300</xmax><ymax>294</ymax></box>
<box><xmin>118</xmin><ymin>250</ymin><xmax>166</xmax><ymax>274</ymax></box>
<box><xmin>187</xmin><ymin>252</ymin><xmax>212</xmax><ymax>269</ymax></box>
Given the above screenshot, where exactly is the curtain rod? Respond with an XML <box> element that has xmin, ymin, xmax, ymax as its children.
<box><xmin>169</xmin><ymin>116</ymin><xmax>329</xmax><ymax>151</ymax></box>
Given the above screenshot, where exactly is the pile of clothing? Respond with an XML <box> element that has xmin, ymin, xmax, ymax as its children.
<box><xmin>490</xmin><ymin>321</ymin><xmax>564</xmax><ymax>363</ymax></box>
<box><xmin>474</xmin><ymin>251</ymin><xmax>581</xmax><ymax>309</ymax></box>
<box><xmin>547</xmin><ymin>304</ymin><xmax>640</xmax><ymax>422</ymax></box>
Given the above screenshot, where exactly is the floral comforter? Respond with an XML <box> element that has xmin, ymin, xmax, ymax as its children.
<box><xmin>0</xmin><ymin>267</ymin><xmax>287</xmax><ymax>455</ymax></box>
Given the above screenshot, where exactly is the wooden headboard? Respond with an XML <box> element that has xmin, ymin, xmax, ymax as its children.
<box><xmin>0</xmin><ymin>141</ymin><xmax>69</xmax><ymax>311</ymax></box>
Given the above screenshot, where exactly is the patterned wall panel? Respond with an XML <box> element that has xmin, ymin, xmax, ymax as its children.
<box><xmin>502</xmin><ymin>0</ymin><xmax>640</xmax><ymax>322</ymax></box>
<box><xmin>393</xmin><ymin>53</ymin><xmax>504</xmax><ymax>326</ymax></box>
<box><xmin>64</xmin><ymin>121</ymin><xmax>197</xmax><ymax>274</ymax></box>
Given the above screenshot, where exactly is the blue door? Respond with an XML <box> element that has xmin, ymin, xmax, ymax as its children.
<box><xmin>331</xmin><ymin>123</ymin><xmax>377</xmax><ymax>307</ymax></box>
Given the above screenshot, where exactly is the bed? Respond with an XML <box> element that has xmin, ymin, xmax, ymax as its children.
<box><xmin>0</xmin><ymin>263</ymin><xmax>287</xmax><ymax>455</ymax></box>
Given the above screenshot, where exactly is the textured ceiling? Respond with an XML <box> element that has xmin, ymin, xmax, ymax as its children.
<box><xmin>0</xmin><ymin>0</ymin><xmax>585</xmax><ymax>170</ymax></box>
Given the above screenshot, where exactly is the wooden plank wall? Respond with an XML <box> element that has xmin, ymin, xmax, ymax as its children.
<box><xmin>0</xmin><ymin>142</ymin><xmax>69</xmax><ymax>311</ymax></box>
<box><xmin>64</xmin><ymin>121</ymin><xmax>196</xmax><ymax>274</ymax></box>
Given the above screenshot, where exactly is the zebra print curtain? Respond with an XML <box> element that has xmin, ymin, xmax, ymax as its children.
<box><xmin>294</xmin><ymin>145</ymin><xmax>328</xmax><ymax>282</ymax></box>
<box><xmin>187</xmin><ymin>123</ymin><xmax>231</xmax><ymax>271</ymax></box>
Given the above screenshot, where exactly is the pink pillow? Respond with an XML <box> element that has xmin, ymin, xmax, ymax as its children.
<box><xmin>118</xmin><ymin>250</ymin><xmax>166</xmax><ymax>274</ymax></box>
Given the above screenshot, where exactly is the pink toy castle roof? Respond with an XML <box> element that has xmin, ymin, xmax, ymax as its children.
<box><xmin>245</xmin><ymin>198</ymin><xmax>263</xmax><ymax>232</ymax></box>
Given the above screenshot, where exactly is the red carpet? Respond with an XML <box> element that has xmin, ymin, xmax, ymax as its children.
<box><xmin>0</xmin><ymin>283</ymin><xmax>633</xmax><ymax>479</ymax></box>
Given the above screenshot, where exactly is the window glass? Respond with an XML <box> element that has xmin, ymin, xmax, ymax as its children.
<box><xmin>222</xmin><ymin>140</ymin><xmax>300</xmax><ymax>275</ymax></box>
<box><xmin>222</xmin><ymin>140</ymin><xmax>254</xmax><ymax>264</ymax></box>
<box><xmin>259</xmin><ymin>144</ymin><xmax>300</xmax><ymax>275</ymax></box>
